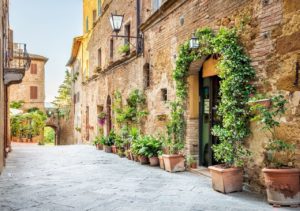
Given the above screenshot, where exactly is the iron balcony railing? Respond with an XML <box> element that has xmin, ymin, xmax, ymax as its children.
<box><xmin>4</xmin><ymin>43</ymin><xmax>31</xmax><ymax>86</ymax></box>
<box><xmin>6</xmin><ymin>43</ymin><xmax>31</xmax><ymax>70</ymax></box>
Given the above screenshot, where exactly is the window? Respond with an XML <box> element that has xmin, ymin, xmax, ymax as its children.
<box><xmin>152</xmin><ymin>0</ymin><xmax>162</xmax><ymax>11</ymax></box>
<box><xmin>161</xmin><ymin>88</ymin><xmax>168</xmax><ymax>102</ymax></box>
<box><xmin>30</xmin><ymin>86</ymin><xmax>38</xmax><ymax>99</ymax></box>
<box><xmin>98</xmin><ymin>48</ymin><xmax>102</xmax><ymax>67</ymax></box>
<box><xmin>93</xmin><ymin>10</ymin><xmax>97</xmax><ymax>25</ymax></box>
<box><xmin>110</xmin><ymin>39</ymin><xmax>114</xmax><ymax>60</ymax></box>
<box><xmin>30</xmin><ymin>63</ymin><xmax>37</xmax><ymax>74</ymax></box>
<box><xmin>143</xmin><ymin>63</ymin><xmax>150</xmax><ymax>88</ymax></box>
<box><xmin>98</xmin><ymin>0</ymin><xmax>102</xmax><ymax>16</ymax></box>
<box><xmin>124</xmin><ymin>24</ymin><xmax>131</xmax><ymax>55</ymax></box>
<box><xmin>85</xmin><ymin>16</ymin><xmax>89</xmax><ymax>32</ymax></box>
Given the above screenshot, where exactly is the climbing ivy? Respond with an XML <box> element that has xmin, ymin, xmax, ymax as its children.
<box><xmin>169</xmin><ymin>27</ymin><xmax>255</xmax><ymax>166</ymax></box>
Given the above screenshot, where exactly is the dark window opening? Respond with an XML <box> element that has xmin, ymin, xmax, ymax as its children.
<box><xmin>161</xmin><ymin>88</ymin><xmax>168</xmax><ymax>102</ymax></box>
<box><xmin>98</xmin><ymin>48</ymin><xmax>102</xmax><ymax>68</ymax></box>
<box><xmin>93</xmin><ymin>10</ymin><xmax>97</xmax><ymax>25</ymax></box>
<box><xmin>110</xmin><ymin>39</ymin><xmax>114</xmax><ymax>60</ymax></box>
<box><xmin>124</xmin><ymin>24</ymin><xmax>131</xmax><ymax>55</ymax></box>
<box><xmin>143</xmin><ymin>63</ymin><xmax>150</xmax><ymax>88</ymax></box>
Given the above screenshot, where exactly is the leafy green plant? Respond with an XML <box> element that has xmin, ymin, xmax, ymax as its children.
<box><xmin>252</xmin><ymin>95</ymin><xmax>295</xmax><ymax>168</ymax></box>
<box><xmin>118</xmin><ymin>44</ymin><xmax>130</xmax><ymax>54</ymax></box>
<box><xmin>93</xmin><ymin>135</ymin><xmax>101</xmax><ymax>146</ymax></box>
<box><xmin>44</xmin><ymin>127</ymin><xmax>55</xmax><ymax>144</ymax></box>
<box><xmin>10</xmin><ymin>100</ymin><xmax>24</xmax><ymax>109</ymax></box>
<box><xmin>170</xmin><ymin>27</ymin><xmax>255</xmax><ymax>166</ymax></box>
<box><xmin>10</xmin><ymin>110</ymin><xmax>47</xmax><ymax>141</ymax></box>
<box><xmin>186</xmin><ymin>155</ymin><xmax>196</xmax><ymax>166</ymax></box>
<box><xmin>131</xmin><ymin>135</ymin><xmax>162</xmax><ymax>158</ymax></box>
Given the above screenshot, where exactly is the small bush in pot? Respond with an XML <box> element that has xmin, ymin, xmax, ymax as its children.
<box><xmin>252</xmin><ymin>95</ymin><xmax>300</xmax><ymax>206</ymax></box>
<box><xmin>186</xmin><ymin>155</ymin><xmax>197</xmax><ymax>169</ymax></box>
<box><xmin>93</xmin><ymin>135</ymin><xmax>103</xmax><ymax>150</ymax></box>
<box><xmin>100</xmin><ymin>135</ymin><xmax>114</xmax><ymax>153</ymax></box>
<box><xmin>142</xmin><ymin>136</ymin><xmax>162</xmax><ymax>166</ymax></box>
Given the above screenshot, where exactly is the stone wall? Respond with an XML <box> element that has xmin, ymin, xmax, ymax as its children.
<box><xmin>8</xmin><ymin>55</ymin><xmax>47</xmax><ymax>112</ymax></box>
<box><xmin>0</xmin><ymin>0</ymin><xmax>9</xmax><ymax>174</ymax></box>
<box><xmin>75</xmin><ymin>0</ymin><xmax>300</xmax><ymax>192</ymax></box>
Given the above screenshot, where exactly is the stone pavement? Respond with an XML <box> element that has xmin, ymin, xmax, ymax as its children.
<box><xmin>0</xmin><ymin>144</ymin><xmax>293</xmax><ymax>211</ymax></box>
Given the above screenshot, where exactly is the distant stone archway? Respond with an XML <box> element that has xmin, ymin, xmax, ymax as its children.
<box><xmin>45</xmin><ymin>118</ymin><xmax>60</xmax><ymax>145</ymax></box>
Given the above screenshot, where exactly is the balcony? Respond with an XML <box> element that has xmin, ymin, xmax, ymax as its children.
<box><xmin>4</xmin><ymin>43</ymin><xmax>31</xmax><ymax>86</ymax></box>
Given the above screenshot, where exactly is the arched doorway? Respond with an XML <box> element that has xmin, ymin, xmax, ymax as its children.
<box><xmin>188</xmin><ymin>55</ymin><xmax>220</xmax><ymax>167</ymax></box>
<box><xmin>44</xmin><ymin>124</ymin><xmax>59</xmax><ymax>145</ymax></box>
<box><xmin>44</xmin><ymin>126</ymin><xmax>56</xmax><ymax>145</ymax></box>
<box><xmin>106</xmin><ymin>95</ymin><xmax>112</xmax><ymax>135</ymax></box>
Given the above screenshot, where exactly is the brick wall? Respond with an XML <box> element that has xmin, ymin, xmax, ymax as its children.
<box><xmin>76</xmin><ymin>0</ymin><xmax>300</xmax><ymax>192</ymax></box>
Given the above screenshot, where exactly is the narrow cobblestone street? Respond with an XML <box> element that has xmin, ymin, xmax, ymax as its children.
<box><xmin>0</xmin><ymin>144</ymin><xmax>293</xmax><ymax>211</ymax></box>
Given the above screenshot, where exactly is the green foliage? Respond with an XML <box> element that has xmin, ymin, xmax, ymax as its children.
<box><xmin>118</xmin><ymin>44</ymin><xmax>130</xmax><ymax>54</ymax></box>
<box><xmin>27</xmin><ymin>107</ymin><xmax>40</xmax><ymax>113</ymax></box>
<box><xmin>252</xmin><ymin>95</ymin><xmax>295</xmax><ymax>168</ymax></box>
<box><xmin>10</xmin><ymin>110</ymin><xmax>47</xmax><ymax>139</ymax></box>
<box><xmin>93</xmin><ymin>135</ymin><xmax>102</xmax><ymax>145</ymax></box>
<box><xmin>53</xmin><ymin>70</ymin><xmax>72</xmax><ymax>118</ymax></box>
<box><xmin>131</xmin><ymin>135</ymin><xmax>162</xmax><ymax>157</ymax></box>
<box><xmin>186</xmin><ymin>155</ymin><xmax>196</xmax><ymax>165</ymax></box>
<box><xmin>171</xmin><ymin>27</ymin><xmax>255</xmax><ymax>166</ymax></box>
<box><xmin>97</xmin><ymin>112</ymin><xmax>106</xmax><ymax>119</ymax></box>
<box><xmin>44</xmin><ymin>127</ymin><xmax>55</xmax><ymax>144</ymax></box>
<box><xmin>10</xmin><ymin>100</ymin><xmax>24</xmax><ymax>109</ymax></box>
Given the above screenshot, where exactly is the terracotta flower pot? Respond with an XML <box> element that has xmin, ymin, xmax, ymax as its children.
<box><xmin>162</xmin><ymin>154</ymin><xmax>185</xmax><ymax>173</ymax></box>
<box><xmin>96</xmin><ymin>144</ymin><xmax>103</xmax><ymax>150</ymax></box>
<box><xmin>133</xmin><ymin>154</ymin><xmax>139</xmax><ymax>162</ymax></box>
<box><xmin>190</xmin><ymin>163</ymin><xmax>197</xmax><ymax>169</ymax></box>
<box><xmin>208</xmin><ymin>165</ymin><xmax>243</xmax><ymax>194</ymax></box>
<box><xmin>111</xmin><ymin>145</ymin><xmax>117</xmax><ymax>154</ymax></box>
<box><xmin>262</xmin><ymin>168</ymin><xmax>300</xmax><ymax>206</ymax></box>
<box><xmin>104</xmin><ymin>145</ymin><xmax>112</xmax><ymax>153</ymax></box>
<box><xmin>139</xmin><ymin>156</ymin><xmax>149</xmax><ymax>165</ymax></box>
<box><xmin>149</xmin><ymin>157</ymin><xmax>159</xmax><ymax>166</ymax></box>
<box><xmin>159</xmin><ymin>156</ymin><xmax>165</xmax><ymax>169</ymax></box>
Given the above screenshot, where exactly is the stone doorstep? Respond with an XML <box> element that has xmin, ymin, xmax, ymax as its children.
<box><xmin>189</xmin><ymin>166</ymin><xmax>212</xmax><ymax>178</ymax></box>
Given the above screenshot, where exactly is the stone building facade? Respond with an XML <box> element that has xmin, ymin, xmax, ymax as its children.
<box><xmin>69</xmin><ymin>0</ymin><xmax>300</xmax><ymax>192</ymax></box>
<box><xmin>0</xmin><ymin>0</ymin><xmax>10</xmax><ymax>173</ymax></box>
<box><xmin>9</xmin><ymin>53</ymin><xmax>48</xmax><ymax>112</ymax></box>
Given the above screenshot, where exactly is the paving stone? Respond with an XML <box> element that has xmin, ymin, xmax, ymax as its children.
<box><xmin>0</xmin><ymin>144</ymin><xmax>294</xmax><ymax>211</ymax></box>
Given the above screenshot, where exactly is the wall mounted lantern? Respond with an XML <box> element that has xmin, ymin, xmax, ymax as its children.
<box><xmin>109</xmin><ymin>11</ymin><xmax>143</xmax><ymax>55</ymax></box>
<box><xmin>189</xmin><ymin>33</ymin><xmax>199</xmax><ymax>49</ymax></box>
<box><xmin>110</xmin><ymin>13</ymin><xmax>124</xmax><ymax>34</ymax></box>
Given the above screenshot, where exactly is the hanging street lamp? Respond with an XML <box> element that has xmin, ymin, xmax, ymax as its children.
<box><xmin>109</xmin><ymin>5</ymin><xmax>143</xmax><ymax>55</ymax></box>
<box><xmin>189</xmin><ymin>33</ymin><xmax>200</xmax><ymax>49</ymax></box>
<box><xmin>110</xmin><ymin>13</ymin><xmax>124</xmax><ymax>35</ymax></box>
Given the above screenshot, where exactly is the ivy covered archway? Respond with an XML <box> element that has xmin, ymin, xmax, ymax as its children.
<box><xmin>168</xmin><ymin>27</ymin><xmax>256</xmax><ymax>167</ymax></box>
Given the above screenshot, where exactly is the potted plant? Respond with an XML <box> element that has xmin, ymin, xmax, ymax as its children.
<box><xmin>186</xmin><ymin>155</ymin><xmax>197</xmax><ymax>169</ymax></box>
<box><xmin>118</xmin><ymin>44</ymin><xmax>130</xmax><ymax>55</ymax></box>
<box><xmin>158</xmin><ymin>151</ymin><xmax>164</xmax><ymax>169</ymax></box>
<box><xmin>93</xmin><ymin>135</ymin><xmax>103</xmax><ymax>150</ymax></box>
<box><xmin>100</xmin><ymin>135</ymin><xmax>114</xmax><ymax>153</ymax></box>
<box><xmin>252</xmin><ymin>95</ymin><xmax>300</xmax><ymax>206</ymax></box>
<box><xmin>131</xmin><ymin>135</ymin><xmax>149</xmax><ymax>165</ymax></box>
<box><xmin>107</xmin><ymin>130</ymin><xmax>118</xmax><ymax>154</ymax></box>
<box><xmin>163</xmin><ymin>109</ymin><xmax>186</xmax><ymax>172</ymax></box>
<box><xmin>146</xmin><ymin>136</ymin><xmax>162</xmax><ymax>166</ymax></box>
<box><xmin>97</xmin><ymin>112</ymin><xmax>106</xmax><ymax>126</ymax></box>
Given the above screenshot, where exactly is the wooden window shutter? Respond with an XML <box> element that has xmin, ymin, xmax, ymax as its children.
<box><xmin>31</xmin><ymin>64</ymin><xmax>37</xmax><ymax>74</ymax></box>
<box><xmin>30</xmin><ymin>86</ymin><xmax>38</xmax><ymax>99</ymax></box>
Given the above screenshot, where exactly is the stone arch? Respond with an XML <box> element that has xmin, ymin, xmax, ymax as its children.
<box><xmin>45</xmin><ymin>123</ymin><xmax>59</xmax><ymax>145</ymax></box>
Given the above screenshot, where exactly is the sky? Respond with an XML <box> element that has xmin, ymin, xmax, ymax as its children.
<box><xmin>10</xmin><ymin>0</ymin><xmax>82</xmax><ymax>103</ymax></box>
